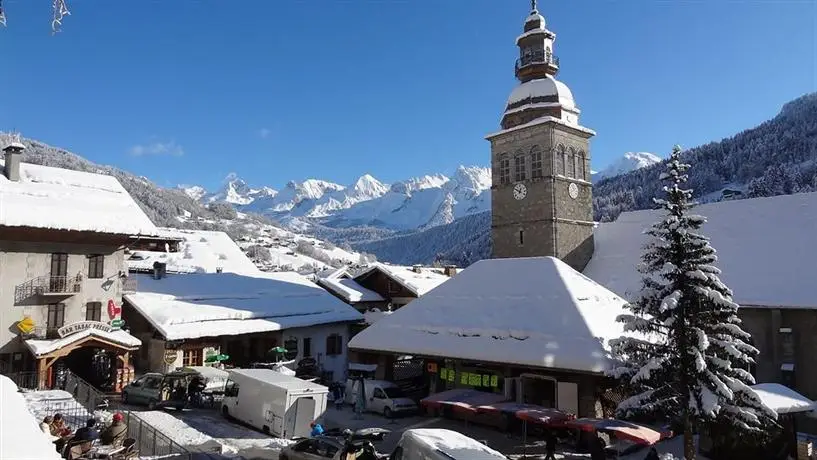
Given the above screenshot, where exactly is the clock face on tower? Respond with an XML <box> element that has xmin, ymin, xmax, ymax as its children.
<box><xmin>513</xmin><ymin>183</ymin><xmax>527</xmax><ymax>200</ymax></box>
<box><xmin>568</xmin><ymin>182</ymin><xmax>579</xmax><ymax>199</ymax></box>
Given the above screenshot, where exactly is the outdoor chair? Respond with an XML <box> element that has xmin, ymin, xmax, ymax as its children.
<box><xmin>112</xmin><ymin>438</ymin><xmax>138</xmax><ymax>460</ymax></box>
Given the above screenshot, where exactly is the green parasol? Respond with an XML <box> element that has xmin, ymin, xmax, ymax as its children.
<box><xmin>205</xmin><ymin>354</ymin><xmax>230</xmax><ymax>363</ymax></box>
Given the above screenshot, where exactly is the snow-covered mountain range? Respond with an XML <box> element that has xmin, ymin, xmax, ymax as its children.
<box><xmin>184</xmin><ymin>153</ymin><xmax>649</xmax><ymax>232</ymax></box>
<box><xmin>592</xmin><ymin>152</ymin><xmax>662</xmax><ymax>182</ymax></box>
<box><xmin>181</xmin><ymin>165</ymin><xmax>493</xmax><ymax>231</ymax></box>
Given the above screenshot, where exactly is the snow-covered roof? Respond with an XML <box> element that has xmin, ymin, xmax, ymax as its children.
<box><xmin>584</xmin><ymin>192</ymin><xmax>817</xmax><ymax>309</ymax></box>
<box><xmin>349</xmin><ymin>257</ymin><xmax>628</xmax><ymax>373</ymax></box>
<box><xmin>128</xmin><ymin>228</ymin><xmax>259</xmax><ymax>275</ymax></box>
<box><xmin>228</xmin><ymin>368</ymin><xmax>328</xmax><ymax>392</ymax></box>
<box><xmin>507</xmin><ymin>76</ymin><xmax>575</xmax><ymax>109</ymax></box>
<box><xmin>485</xmin><ymin>115</ymin><xmax>596</xmax><ymax>139</ymax></box>
<box><xmin>401</xmin><ymin>429</ymin><xmax>507</xmax><ymax>459</ymax></box>
<box><xmin>0</xmin><ymin>375</ymin><xmax>63</xmax><ymax>460</ymax></box>
<box><xmin>318</xmin><ymin>277</ymin><xmax>386</xmax><ymax>304</ymax></box>
<box><xmin>124</xmin><ymin>271</ymin><xmax>363</xmax><ymax>340</ymax></box>
<box><xmin>0</xmin><ymin>160</ymin><xmax>158</xmax><ymax>236</ymax></box>
<box><xmin>25</xmin><ymin>328</ymin><xmax>142</xmax><ymax>357</ymax></box>
<box><xmin>356</xmin><ymin>263</ymin><xmax>450</xmax><ymax>297</ymax></box>
<box><xmin>751</xmin><ymin>383</ymin><xmax>816</xmax><ymax>414</ymax></box>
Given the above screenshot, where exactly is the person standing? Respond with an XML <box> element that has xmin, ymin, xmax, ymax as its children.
<box><xmin>544</xmin><ymin>430</ymin><xmax>557</xmax><ymax>460</ymax></box>
<box><xmin>310</xmin><ymin>421</ymin><xmax>324</xmax><ymax>437</ymax></box>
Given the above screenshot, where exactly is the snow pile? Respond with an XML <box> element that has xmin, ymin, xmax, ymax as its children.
<box><xmin>0</xmin><ymin>159</ymin><xmax>158</xmax><ymax>236</ymax></box>
<box><xmin>593</xmin><ymin>152</ymin><xmax>662</xmax><ymax>182</ymax></box>
<box><xmin>125</xmin><ymin>271</ymin><xmax>363</xmax><ymax>340</ymax></box>
<box><xmin>586</xmin><ymin>191</ymin><xmax>817</xmax><ymax>308</ymax></box>
<box><xmin>127</xmin><ymin>228</ymin><xmax>260</xmax><ymax>275</ymax></box>
<box><xmin>350</xmin><ymin>257</ymin><xmax>628</xmax><ymax>373</ymax></box>
<box><xmin>0</xmin><ymin>377</ymin><xmax>63</xmax><ymax>460</ymax></box>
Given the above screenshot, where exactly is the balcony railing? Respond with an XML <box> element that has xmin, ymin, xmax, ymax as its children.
<box><xmin>14</xmin><ymin>274</ymin><xmax>83</xmax><ymax>303</ymax></box>
<box><xmin>515</xmin><ymin>50</ymin><xmax>559</xmax><ymax>71</ymax></box>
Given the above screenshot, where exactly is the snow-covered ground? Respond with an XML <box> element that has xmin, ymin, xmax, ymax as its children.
<box><xmin>0</xmin><ymin>377</ymin><xmax>63</xmax><ymax>460</ymax></box>
<box><xmin>135</xmin><ymin>409</ymin><xmax>293</xmax><ymax>456</ymax></box>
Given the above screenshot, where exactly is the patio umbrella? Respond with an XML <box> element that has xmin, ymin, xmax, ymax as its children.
<box><xmin>205</xmin><ymin>354</ymin><xmax>230</xmax><ymax>363</ymax></box>
<box><xmin>566</xmin><ymin>417</ymin><xmax>672</xmax><ymax>445</ymax></box>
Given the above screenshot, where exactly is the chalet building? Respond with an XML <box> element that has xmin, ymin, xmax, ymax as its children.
<box><xmin>349</xmin><ymin>256</ymin><xmax>628</xmax><ymax>418</ymax></box>
<box><xmin>122</xmin><ymin>269</ymin><xmax>364</xmax><ymax>383</ymax></box>
<box><xmin>0</xmin><ymin>141</ymin><xmax>158</xmax><ymax>389</ymax></box>
<box><xmin>352</xmin><ymin>263</ymin><xmax>453</xmax><ymax>309</ymax></box>
<box><xmin>315</xmin><ymin>266</ymin><xmax>388</xmax><ymax>313</ymax></box>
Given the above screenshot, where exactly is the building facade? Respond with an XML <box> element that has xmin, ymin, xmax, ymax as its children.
<box><xmin>487</xmin><ymin>3</ymin><xmax>595</xmax><ymax>271</ymax></box>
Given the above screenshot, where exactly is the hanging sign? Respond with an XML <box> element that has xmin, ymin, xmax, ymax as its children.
<box><xmin>17</xmin><ymin>316</ymin><xmax>36</xmax><ymax>335</ymax></box>
<box><xmin>110</xmin><ymin>319</ymin><xmax>125</xmax><ymax>330</ymax></box>
<box><xmin>57</xmin><ymin>321</ymin><xmax>114</xmax><ymax>338</ymax></box>
<box><xmin>107</xmin><ymin>299</ymin><xmax>122</xmax><ymax>320</ymax></box>
<box><xmin>163</xmin><ymin>350</ymin><xmax>178</xmax><ymax>365</ymax></box>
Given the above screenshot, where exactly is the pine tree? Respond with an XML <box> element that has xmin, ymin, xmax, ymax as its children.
<box><xmin>608</xmin><ymin>146</ymin><xmax>777</xmax><ymax>459</ymax></box>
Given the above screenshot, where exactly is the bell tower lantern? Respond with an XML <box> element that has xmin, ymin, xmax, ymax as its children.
<box><xmin>486</xmin><ymin>1</ymin><xmax>596</xmax><ymax>271</ymax></box>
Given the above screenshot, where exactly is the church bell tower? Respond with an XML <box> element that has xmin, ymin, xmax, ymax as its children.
<box><xmin>486</xmin><ymin>0</ymin><xmax>595</xmax><ymax>271</ymax></box>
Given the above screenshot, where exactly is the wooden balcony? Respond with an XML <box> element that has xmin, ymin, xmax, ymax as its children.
<box><xmin>14</xmin><ymin>274</ymin><xmax>83</xmax><ymax>304</ymax></box>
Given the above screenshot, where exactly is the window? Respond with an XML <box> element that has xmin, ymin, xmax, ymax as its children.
<box><xmin>387</xmin><ymin>279</ymin><xmax>399</xmax><ymax>294</ymax></box>
<box><xmin>284</xmin><ymin>337</ymin><xmax>298</xmax><ymax>360</ymax></box>
<box><xmin>143</xmin><ymin>377</ymin><xmax>161</xmax><ymax>389</ymax></box>
<box><xmin>499</xmin><ymin>156</ymin><xmax>511</xmax><ymax>185</ymax></box>
<box><xmin>183</xmin><ymin>349</ymin><xmax>202</xmax><ymax>367</ymax></box>
<box><xmin>373</xmin><ymin>388</ymin><xmax>386</xmax><ymax>399</ymax></box>
<box><xmin>577</xmin><ymin>151</ymin><xmax>586</xmax><ymax>180</ymax></box>
<box><xmin>567</xmin><ymin>148</ymin><xmax>576</xmax><ymax>178</ymax></box>
<box><xmin>86</xmin><ymin>302</ymin><xmax>102</xmax><ymax>321</ymax></box>
<box><xmin>224</xmin><ymin>379</ymin><xmax>240</xmax><ymax>397</ymax></box>
<box><xmin>530</xmin><ymin>146</ymin><xmax>543</xmax><ymax>178</ymax></box>
<box><xmin>326</xmin><ymin>334</ymin><xmax>343</xmax><ymax>356</ymax></box>
<box><xmin>51</xmin><ymin>253</ymin><xmax>68</xmax><ymax>277</ymax></box>
<box><xmin>303</xmin><ymin>337</ymin><xmax>312</xmax><ymax>358</ymax></box>
<box><xmin>545</xmin><ymin>47</ymin><xmax>552</xmax><ymax>63</ymax></box>
<box><xmin>514</xmin><ymin>154</ymin><xmax>526</xmax><ymax>182</ymax></box>
<box><xmin>47</xmin><ymin>304</ymin><xmax>65</xmax><ymax>332</ymax></box>
<box><xmin>88</xmin><ymin>255</ymin><xmax>104</xmax><ymax>279</ymax></box>
<box><xmin>556</xmin><ymin>145</ymin><xmax>566</xmax><ymax>175</ymax></box>
<box><xmin>519</xmin><ymin>230</ymin><xmax>525</xmax><ymax>246</ymax></box>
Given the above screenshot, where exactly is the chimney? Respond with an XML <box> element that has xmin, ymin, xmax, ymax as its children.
<box><xmin>216</xmin><ymin>266</ymin><xmax>223</xmax><ymax>274</ymax></box>
<box><xmin>152</xmin><ymin>261</ymin><xmax>167</xmax><ymax>280</ymax></box>
<box><xmin>3</xmin><ymin>141</ymin><xmax>25</xmax><ymax>182</ymax></box>
<box><xmin>443</xmin><ymin>265</ymin><xmax>458</xmax><ymax>277</ymax></box>
<box><xmin>412</xmin><ymin>264</ymin><xmax>423</xmax><ymax>274</ymax></box>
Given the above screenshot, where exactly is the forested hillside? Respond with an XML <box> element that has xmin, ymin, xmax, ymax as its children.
<box><xmin>593</xmin><ymin>92</ymin><xmax>817</xmax><ymax>221</ymax></box>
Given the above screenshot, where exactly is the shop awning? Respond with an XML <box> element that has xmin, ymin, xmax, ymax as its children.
<box><xmin>475</xmin><ymin>402</ymin><xmax>574</xmax><ymax>426</ymax></box>
<box><xmin>566</xmin><ymin>418</ymin><xmax>672</xmax><ymax>445</ymax></box>
<box><xmin>420</xmin><ymin>388</ymin><xmax>506</xmax><ymax>414</ymax></box>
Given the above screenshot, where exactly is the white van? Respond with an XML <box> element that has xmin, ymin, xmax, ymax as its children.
<box><xmin>390</xmin><ymin>429</ymin><xmax>508</xmax><ymax>460</ymax></box>
<box><xmin>221</xmin><ymin>368</ymin><xmax>328</xmax><ymax>439</ymax></box>
<box><xmin>344</xmin><ymin>379</ymin><xmax>418</xmax><ymax>417</ymax></box>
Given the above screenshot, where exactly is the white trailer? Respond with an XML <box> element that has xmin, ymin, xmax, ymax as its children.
<box><xmin>221</xmin><ymin>368</ymin><xmax>328</xmax><ymax>439</ymax></box>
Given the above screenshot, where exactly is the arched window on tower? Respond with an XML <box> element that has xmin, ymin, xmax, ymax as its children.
<box><xmin>545</xmin><ymin>47</ymin><xmax>552</xmax><ymax>63</ymax></box>
<box><xmin>556</xmin><ymin>145</ymin><xmax>566</xmax><ymax>176</ymax></box>
<box><xmin>577</xmin><ymin>151</ymin><xmax>586</xmax><ymax>180</ymax></box>
<box><xmin>514</xmin><ymin>151</ymin><xmax>526</xmax><ymax>182</ymax></box>
<box><xmin>530</xmin><ymin>145</ymin><xmax>543</xmax><ymax>179</ymax></box>
<box><xmin>567</xmin><ymin>148</ymin><xmax>576</xmax><ymax>178</ymax></box>
<box><xmin>498</xmin><ymin>154</ymin><xmax>511</xmax><ymax>185</ymax></box>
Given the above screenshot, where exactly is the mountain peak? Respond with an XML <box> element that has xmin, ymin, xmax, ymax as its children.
<box><xmin>593</xmin><ymin>152</ymin><xmax>662</xmax><ymax>182</ymax></box>
<box><xmin>352</xmin><ymin>174</ymin><xmax>388</xmax><ymax>197</ymax></box>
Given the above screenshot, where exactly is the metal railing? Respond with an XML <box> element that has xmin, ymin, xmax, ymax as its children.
<box><xmin>5</xmin><ymin>370</ymin><xmax>191</xmax><ymax>459</ymax></box>
<box><xmin>515</xmin><ymin>50</ymin><xmax>559</xmax><ymax>70</ymax></box>
<box><xmin>14</xmin><ymin>274</ymin><xmax>83</xmax><ymax>303</ymax></box>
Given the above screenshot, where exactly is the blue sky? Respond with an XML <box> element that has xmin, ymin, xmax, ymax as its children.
<box><xmin>1</xmin><ymin>1</ymin><xmax>815</xmax><ymax>191</ymax></box>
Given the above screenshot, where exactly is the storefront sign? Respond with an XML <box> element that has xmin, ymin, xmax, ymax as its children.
<box><xmin>109</xmin><ymin>319</ymin><xmax>125</xmax><ymax>330</ymax></box>
<box><xmin>427</xmin><ymin>363</ymin><xmax>438</xmax><ymax>373</ymax></box>
<box><xmin>57</xmin><ymin>321</ymin><xmax>114</xmax><ymax>338</ymax></box>
<box><xmin>107</xmin><ymin>299</ymin><xmax>122</xmax><ymax>320</ymax></box>
<box><xmin>17</xmin><ymin>316</ymin><xmax>35</xmax><ymax>335</ymax></box>
<box><xmin>440</xmin><ymin>368</ymin><xmax>498</xmax><ymax>388</ymax></box>
<box><xmin>163</xmin><ymin>350</ymin><xmax>178</xmax><ymax>365</ymax></box>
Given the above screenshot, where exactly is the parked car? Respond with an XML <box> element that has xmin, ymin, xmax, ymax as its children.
<box><xmin>345</xmin><ymin>379</ymin><xmax>418</xmax><ymax>418</ymax></box>
<box><xmin>121</xmin><ymin>371</ymin><xmax>194</xmax><ymax>410</ymax></box>
<box><xmin>390</xmin><ymin>429</ymin><xmax>508</xmax><ymax>460</ymax></box>
<box><xmin>280</xmin><ymin>428</ymin><xmax>390</xmax><ymax>460</ymax></box>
